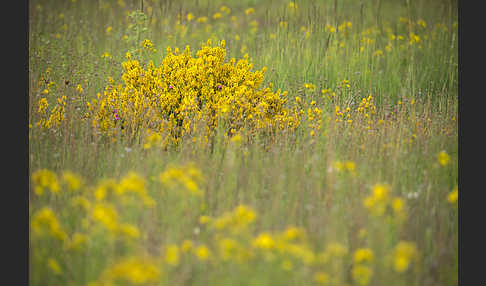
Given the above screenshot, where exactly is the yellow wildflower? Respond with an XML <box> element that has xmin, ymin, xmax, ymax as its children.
<box><xmin>253</xmin><ymin>233</ymin><xmax>275</xmax><ymax>249</ymax></box>
<box><xmin>304</xmin><ymin>83</ymin><xmax>316</xmax><ymax>91</ymax></box>
<box><xmin>417</xmin><ymin>19</ymin><xmax>427</xmax><ymax>28</ymax></box>
<box><xmin>195</xmin><ymin>245</ymin><xmax>211</xmax><ymax>261</ymax></box>
<box><xmin>438</xmin><ymin>151</ymin><xmax>450</xmax><ymax>166</ymax></box>
<box><xmin>352</xmin><ymin>265</ymin><xmax>373</xmax><ymax>285</ymax></box>
<box><xmin>32</xmin><ymin>169</ymin><xmax>60</xmax><ymax>195</ymax></box>
<box><xmin>100</xmin><ymin>257</ymin><xmax>160</xmax><ymax>284</ymax></box>
<box><xmin>196</xmin><ymin>16</ymin><xmax>208</xmax><ymax>23</ymax></box>
<box><xmin>447</xmin><ymin>186</ymin><xmax>458</xmax><ymax>205</ymax></box>
<box><xmin>165</xmin><ymin>244</ymin><xmax>180</xmax><ymax>266</ymax></box>
<box><xmin>66</xmin><ymin>232</ymin><xmax>88</xmax><ymax>251</ymax></box>
<box><xmin>354</xmin><ymin>248</ymin><xmax>374</xmax><ymax>264</ymax></box>
<box><xmin>92</xmin><ymin>203</ymin><xmax>118</xmax><ymax>231</ymax></box>
<box><xmin>31</xmin><ymin>207</ymin><xmax>67</xmax><ymax>241</ymax></box>
<box><xmin>245</xmin><ymin>8</ymin><xmax>255</xmax><ymax>15</ymax></box>
<box><xmin>62</xmin><ymin>171</ymin><xmax>83</xmax><ymax>191</ymax></box>
<box><xmin>181</xmin><ymin>240</ymin><xmax>194</xmax><ymax>252</ymax></box>
<box><xmin>117</xmin><ymin>223</ymin><xmax>141</xmax><ymax>239</ymax></box>
<box><xmin>48</xmin><ymin>258</ymin><xmax>62</xmax><ymax>275</ymax></box>
<box><xmin>392</xmin><ymin>241</ymin><xmax>418</xmax><ymax>272</ymax></box>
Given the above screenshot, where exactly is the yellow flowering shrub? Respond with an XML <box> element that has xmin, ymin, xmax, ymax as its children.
<box><xmin>86</xmin><ymin>39</ymin><xmax>299</xmax><ymax>146</ymax></box>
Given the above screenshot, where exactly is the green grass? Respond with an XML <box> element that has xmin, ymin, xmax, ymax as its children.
<box><xmin>29</xmin><ymin>0</ymin><xmax>457</xmax><ymax>285</ymax></box>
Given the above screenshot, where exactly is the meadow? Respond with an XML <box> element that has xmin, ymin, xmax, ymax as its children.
<box><xmin>29</xmin><ymin>0</ymin><xmax>458</xmax><ymax>285</ymax></box>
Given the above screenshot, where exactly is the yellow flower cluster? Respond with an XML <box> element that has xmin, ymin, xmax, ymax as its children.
<box><xmin>32</xmin><ymin>169</ymin><xmax>60</xmax><ymax>195</ymax></box>
<box><xmin>447</xmin><ymin>186</ymin><xmax>458</xmax><ymax>205</ymax></box>
<box><xmin>209</xmin><ymin>205</ymin><xmax>257</xmax><ymax>234</ymax></box>
<box><xmin>199</xmin><ymin>208</ymin><xmax>321</xmax><ymax>271</ymax></box>
<box><xmin>332</xmin><ymin>160</ymin><xmax>356</xmax><ymax>173</ymax></box>
<box><xmin>141</xmin><ymin>39</ymin><xmax>157</xmax><ymax>53</ymax></box>
<box><xmin>325</xmin><ymin>24</ymin><xmax>336</xmax><ymax>33</ymax></box>
<box><xmin>116</xmin><ymin>172</ymin><xmax>156</xmax><ymax>208</ymax></box>
<box><xmin>356</xmin><ymin>95</ymin><xmax>376</xmax><ymax>117</ymax></box>
<box><xmin>47</xmin><ymin>258</ymin><xmax>62</xmax><ymax>275</ymax></box>
<box><xmin>86</xmin><ymin>40</ymin><xmax>299</xmax><ymax>145</ymax></box>
<box><xmin>89</xmin><ymin>256</ymin><xmax>160</xmax><ymax>286</ymax></box>
<box><xmin>321</xmin><ymin>88</ymin><xmax>336</xmax><ymax>100</ymax></box>
<box><xmin>391</xmin><ymin>241</ymin><xmax>418</xmax><ymax>273</ymax></box>
<box><xmin>159</xmin><ymin>163</ymin><xmax>204</xmax><ymax>196</ymax></box>
<box><xmin>307</xmin><ymin>102</ymin><xmax>323</xmax><ymax>137</ymax></box>
<box><xmin>304</xmin><ymin>83</ymin><xmax>316</xmax><ymax>91</ymax></box>
<box><xmin>36</xmin><ymin>95</ymin><xmax>67</xmax><ymax>129</ymax></box>
<box><xmin>438</xmin><ymin>150</ymin><xmax>450</xmax><ymax>166</ymax></box>
<box><xmin>352</xmin><ymin>248</ymin><xmax>374</xmax><ymax>285</ymax></box>
<box><xmin>61</xmin><ymin>171</ymin><xmax>83</xmax><ymax>191</ymax></box>
<box><xmin>334</xmin><ymin>105</ymin><xmax>352</xmax><ymax>123</ymax></box>
<box><xmin>31</xmin><ymin>207</ymin><xmax>67</xmax><ymax>241</ymax></box>
<box><xmin>338</xmin><ymin>21</ymin><xmax>352</xmax><ymax>32</ymax></box>
<box><xmin>363</xmin><ymin>184</ymin><xmax>407</xmax><ymax>220</ymax></box>
<box><xmin>30</xmin><ymin>167</ymin><xmax>425</xmax><ymax>285</ymax></box>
